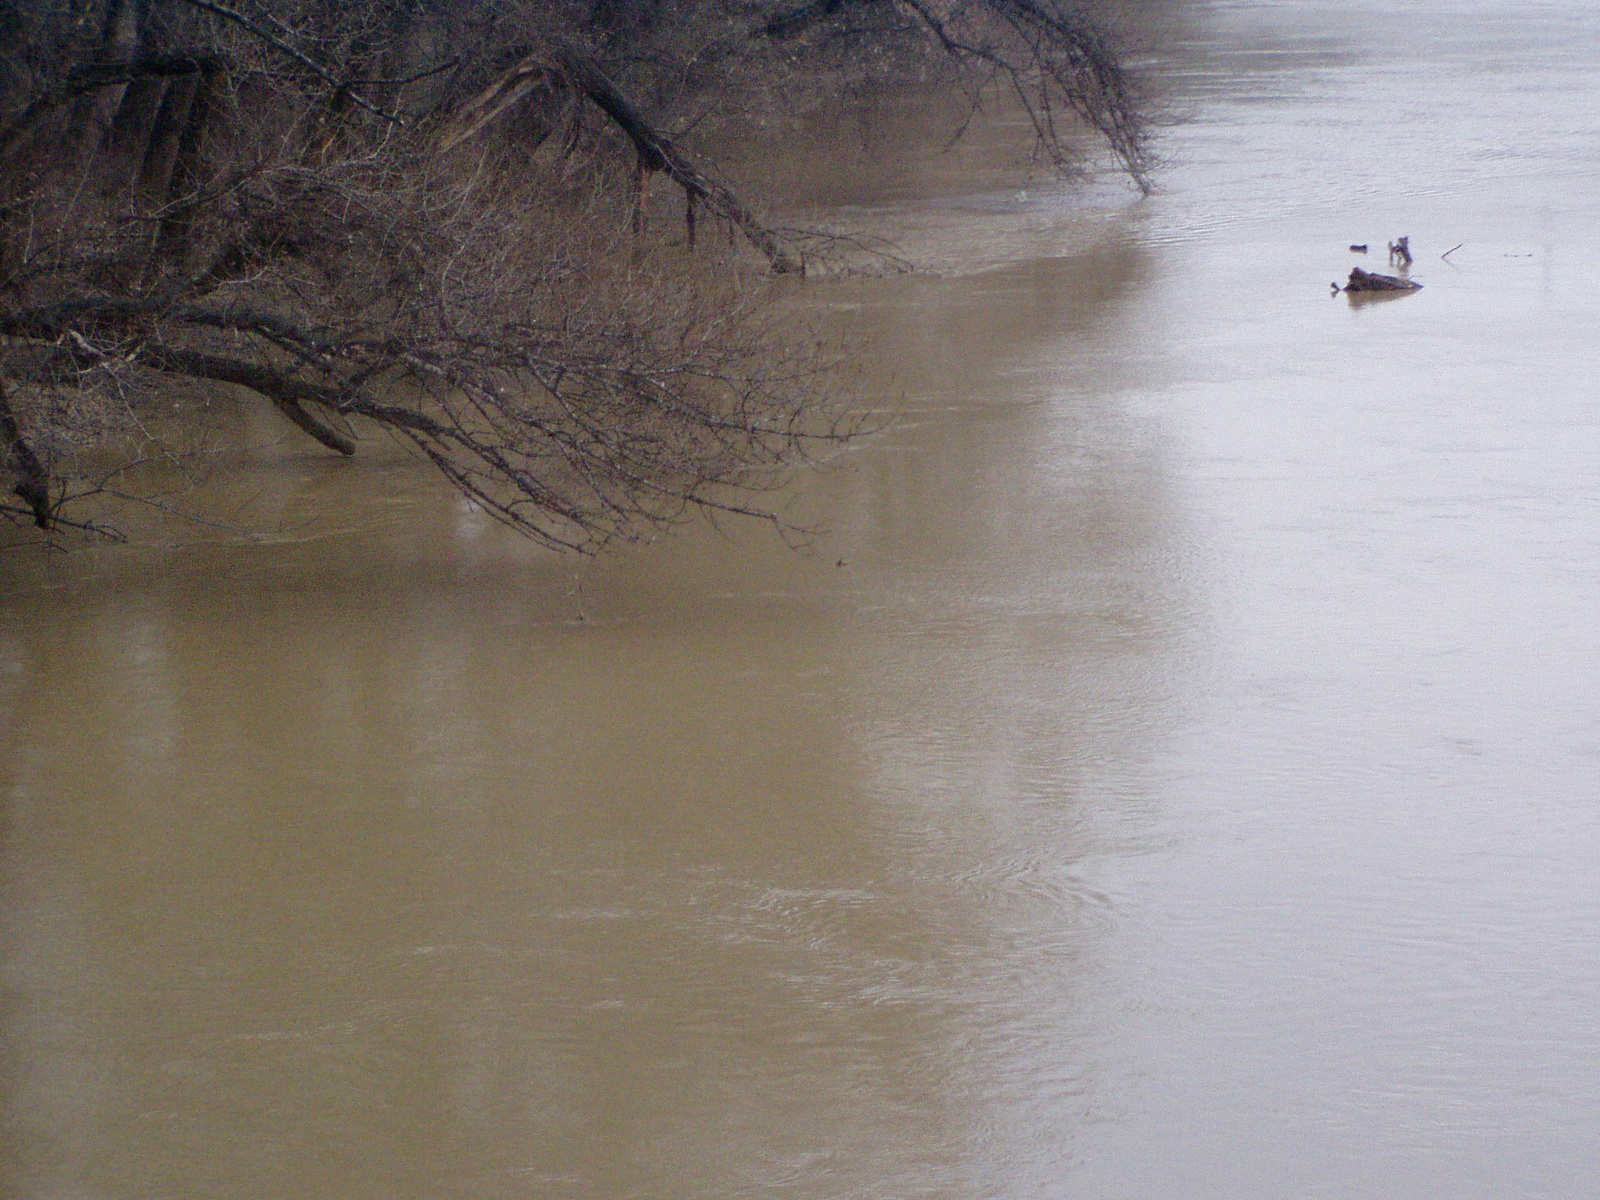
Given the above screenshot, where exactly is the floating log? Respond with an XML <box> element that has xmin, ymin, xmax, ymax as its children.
<box><xmin>1340</xmin><ymin>267</ymin><xmax>1421</xmax><ymax>292</ymax></box>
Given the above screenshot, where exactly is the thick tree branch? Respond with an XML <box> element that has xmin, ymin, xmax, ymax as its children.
<box><xmin>2</xmin><ymin>302</ymin><xmax>358</xmax><ymax>456</ymax></box>
<box><xmin>133</xmin><ymin>348</ymin><xmax>358</xmax><ymax>455</ymax></box>
<box><xmin>554</xmin><ymin>48</ymin><xmax>802</xmax><ymax>274</ymax></box>
<box><xmin>2</xmin><ymin>297</ymin><xmax>336</xmax><ymax>361</ymax></box>
<box><xmin>442</xmin><ymin>47</ymin><xmax>801</xmax><ymax>273</ymax></box>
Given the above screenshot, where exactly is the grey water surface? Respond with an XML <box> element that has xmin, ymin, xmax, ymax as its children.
<box><xmin>4</xmin><ymin>2</ymin><xmax>1599</xmax><ymax>1198</ymax></box>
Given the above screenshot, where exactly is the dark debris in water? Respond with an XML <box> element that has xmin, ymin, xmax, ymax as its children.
<box><xmin>1334</xmin><ymin>267</ymin><xmax>1421</xmax><ymax>293</ymax></box>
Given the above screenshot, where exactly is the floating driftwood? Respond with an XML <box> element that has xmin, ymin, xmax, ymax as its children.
<box><xmin>1337</xmin><ymin>267</ymin><xmax>1421</xmax><ymax>293</ymax></box>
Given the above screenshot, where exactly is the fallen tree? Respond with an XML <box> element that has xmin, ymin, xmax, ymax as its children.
<box><xmin>0</xmin><ymin>0</ymin><xmax>1156</xmax><ymax>549</ymax></box>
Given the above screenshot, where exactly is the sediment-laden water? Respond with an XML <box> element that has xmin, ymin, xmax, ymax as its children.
<box><xmin>5</xmin><ymin>3</ymin><xmax>1600</xmax><ymax>1197</ymax></box>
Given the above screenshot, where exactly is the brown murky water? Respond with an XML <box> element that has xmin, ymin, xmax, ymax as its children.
<box><xmin>5</xmin><ymin>3</ymin><xmax>1600</xmax><ymax>1198</ymax></box>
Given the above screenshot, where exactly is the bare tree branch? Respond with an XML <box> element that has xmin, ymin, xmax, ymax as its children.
<box><xmin>0</xmin><ymin>0</ymin><xmax>1151</xmax><ymax>549</ymax></box>
<box><xmin>170</xmin><ymin>0</ymin><xmax>404</xmax><ymax>123</ymax></box>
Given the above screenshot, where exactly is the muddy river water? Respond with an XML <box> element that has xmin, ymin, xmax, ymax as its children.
<box><xmin>4</xmin><ymin>2</ymin><xmax>1600</xmax><ymax>1197</ymax></box>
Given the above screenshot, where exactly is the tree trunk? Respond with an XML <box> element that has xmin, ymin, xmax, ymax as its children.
<box><xmin>0</xmin><ymin>374</ymin><xmax>52</xmax><ymax>528</ymax></box>
<box><xmin>139</xmin><ymin>73</ymin><xmax>200</xmax><ymax>198</ymax></box>
<box><xmin>106</xmin><ymin>76</ymin><xmax>168</xmax><ymax>165</ymax></box>
<box><xmin>72</xmin><ymin>0</ymin><xmax>146</xmax><ymax>160</ymax></box>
